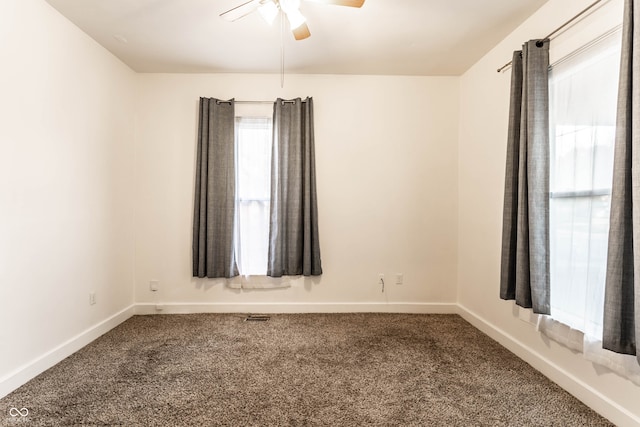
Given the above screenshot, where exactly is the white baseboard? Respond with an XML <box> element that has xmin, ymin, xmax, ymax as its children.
<box><xmin>134</xmin><ymin>302</ymin><xmax>458</xmax><ymax>315</ymax></box>
<box><xmin>456</xmin><ymin>304</ymin><xmax>640</xmax><ymax>427</ymax></box>
<box><xmin>0</xmin><ymin>305</ymin><xmax>135</xmax><ymax>399</ymax></box>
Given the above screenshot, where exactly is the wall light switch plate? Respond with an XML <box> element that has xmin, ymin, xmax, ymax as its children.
<box><xmin>150</xmin><ymin>280</ymin><xmax>159</xmax><ymax>292</ymax></box>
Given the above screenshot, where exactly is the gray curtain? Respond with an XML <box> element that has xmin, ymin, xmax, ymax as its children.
<box><xmin>500</xmin><ymin>40</ymin><xmax>551</xmax><ymax>314</ymax></box>
<box><xmin>267</xmin><ymin>97</ymin><xmax>322</xmax><ymax>277</ymax></box>
<box><xmin>603</xmin><ymin>0</ymin><xmax>639</xmax><ymax>362</ymax></box>
<box><xmin>192</xmin><ymin>98</ymin><xmax>239</xmax><ymax>278</ymax></box>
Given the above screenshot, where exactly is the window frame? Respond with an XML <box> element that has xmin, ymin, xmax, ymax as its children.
<box><xmin>233</xmin><ymin>107</ymin><xmax>273</xmax><ymax>277</ymax></box>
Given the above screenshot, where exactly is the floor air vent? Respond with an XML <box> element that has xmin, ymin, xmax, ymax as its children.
<box><xmin>245</xmin><ymin>315</ymin><xmax>270</xmax><ymax>322</ymax></box>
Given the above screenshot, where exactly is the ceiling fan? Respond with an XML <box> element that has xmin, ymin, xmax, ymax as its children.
<box><xmin>220</xmin><ymin>0</ymin><xmax>365</xmax><ymax>41</ymax></box>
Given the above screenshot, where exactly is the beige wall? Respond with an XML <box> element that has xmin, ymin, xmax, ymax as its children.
<box><xmin>457</xmin><ymin>0</ymin><xmax>640</xmax><ymax>424</ymax></box>
<box><xmin>134</xmin><ymin>73</ymin><xmax>460</xmax><ymax>308</ymax></box>
<box><xmin>0</xmin><ymin>0</ymin><xmax>136</xmax><ymax>388</ymax></box>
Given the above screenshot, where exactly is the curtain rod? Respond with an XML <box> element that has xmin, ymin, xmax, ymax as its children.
<box><xmin>214</xmin><ymin>100</ymin><xmax>303</xmax><ymax>105</ymax></box>
<box><xmin>496</xmin><ymin>0</ymin><xmax>604</xmax><ymax>73</ymax></box>
<box><xmin>235</xmin><ymin>101</ymin><xmax>273</xmax><ymax>104</ymax></box>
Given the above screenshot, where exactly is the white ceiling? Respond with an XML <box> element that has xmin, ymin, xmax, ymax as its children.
<box><xmin>45</xmin><ymin>0</ymin><xmax>549</xmax><ymax>76</ymax></box>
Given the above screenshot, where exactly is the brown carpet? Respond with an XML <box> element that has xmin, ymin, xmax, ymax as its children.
<box><xmin>1</xmin><ymin>313</ymin><xmax>613</xmax><ymax>426</ymax></box>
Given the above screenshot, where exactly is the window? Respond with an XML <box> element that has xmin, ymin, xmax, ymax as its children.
<box><xmin>193</xmin><ymin>97</ymin><xmax>321</xmax><ymax>281</ymax></box>
<box><xmin>234</xmin><ymin>107</ymin><xmax>272</xmax><ymax>276</ymax></box>
<box><xmin>548</xmin><ymin>30</ymin><xmax>621</xmax><ymax>337</ymax></box>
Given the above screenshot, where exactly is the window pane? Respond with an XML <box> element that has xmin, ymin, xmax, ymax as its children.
<box><xmin>550</xmin><ymin>195</ymin><xmax>609</xmax><ymax>328</ymax></box>
<box><xmin>552</xmin><ymin>125</ymin><xmax>615</xmax><ymax>193</ymax></box>
<box><xmin>236</xmin><ymin>117</ymin><xmax>272</xmax><ymax>200</ymax></box>
<box><xmin>237</xmin><ymin>200</ymin><xmax>270</xmax><ymax>276</ymax></box>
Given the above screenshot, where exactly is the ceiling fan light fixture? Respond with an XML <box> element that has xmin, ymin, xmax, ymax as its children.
<box><xmin>221</xmin><ymin>0</ymin><xmax>364</xmax><ymax>41</ymax></box>
<box><xmin>258</xmin><ymin>0</ymin><xmax>279</xmax><ymax>25</ymax></box>
<box><xmin>284</xmin><ymin>8</ymin><xmax>306</xmax><ymax>30</ymax></box>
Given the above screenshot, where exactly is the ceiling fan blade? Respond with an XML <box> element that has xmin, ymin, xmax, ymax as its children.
<box><xmin>220</xmin><ymin>0</ymin><xmax>261</xmax><ymax>22</ymax></box>
<box><xmin>304</xmin><ymin>0</ymin><xmax>365</xmax><ymax>7</ymax></box>
<box><xmin>292</xmin><ymin>22</ymin><xmax>311</xmax><ymax>40</ymax></box>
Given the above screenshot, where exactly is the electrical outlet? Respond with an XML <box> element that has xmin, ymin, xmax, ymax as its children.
<box><xmin>150</xmin><ymin>280</ymin><xmax>159</xmax><ymax>292</ymax></box>
<box><xmin>89</xmin><ymin>292</ymin><xmax>96</xmax><ymax>305</ymax></box>
<box><xmin>395</xmin><ymin>273</ymin><xmax>403</xmax><ymax>285</ymax></box>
